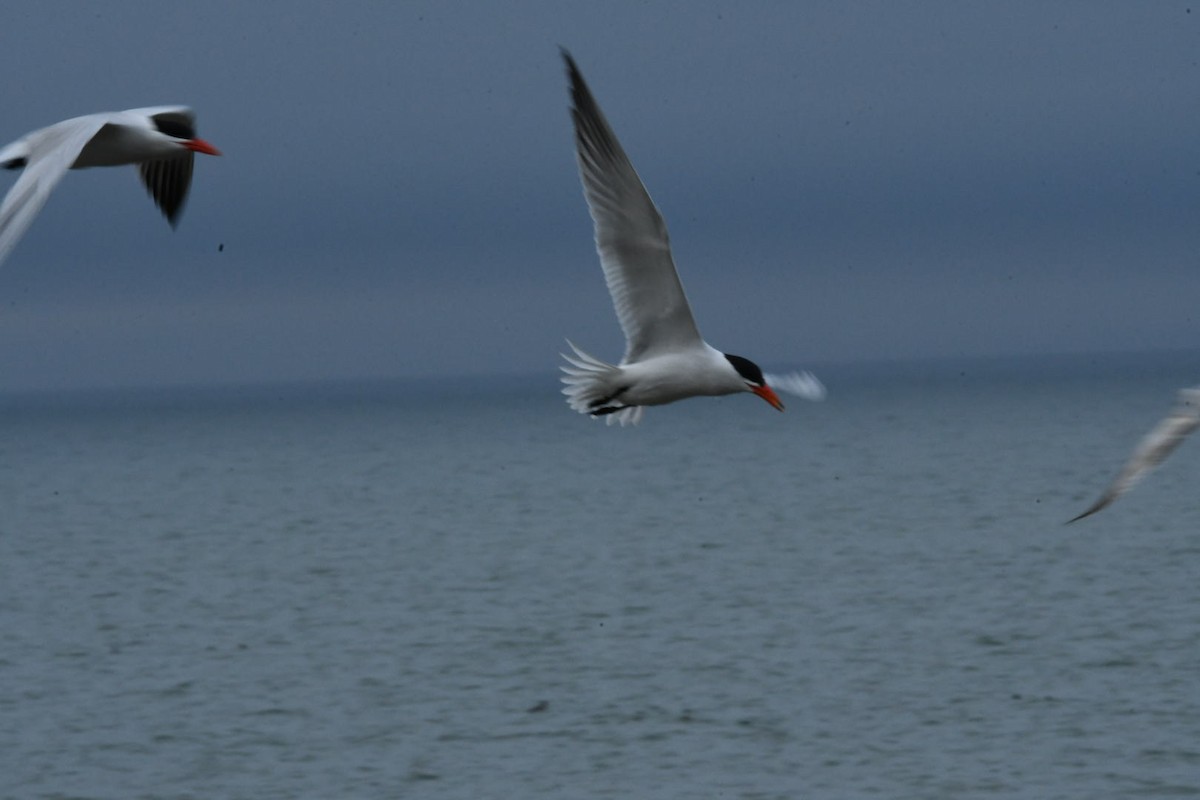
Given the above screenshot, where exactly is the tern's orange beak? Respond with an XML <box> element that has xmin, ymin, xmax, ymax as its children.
<box><xmin>752</xmin><ymin>384</ymin><xmax>785</xmax><ymax>412</ymax></box>
<box><xmin>184</xmin><ymin>138</ymin><xmax>221</xmax><ymax>156</ymax></box>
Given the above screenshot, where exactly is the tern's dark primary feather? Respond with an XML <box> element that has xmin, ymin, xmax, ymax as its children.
<box><xmin>138</xmin><ymin>152</ymin><xmax>195</xmax><ymax>227</ymax></box>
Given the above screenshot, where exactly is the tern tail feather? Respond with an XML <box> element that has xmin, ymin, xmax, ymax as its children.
<box><xmin>559</xmin><ymin>341</ymin><xmax>643</xmax><ymax>426</ymax></box>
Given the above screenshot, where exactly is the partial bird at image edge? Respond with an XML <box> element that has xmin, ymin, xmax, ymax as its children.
<box><xmin>0</xmin><ymin>106</ymin><xmax>220</xmax><ymax>268</ymax></box>
<box><xmin>1068</xmin><ymin>386</ymin><xmax>1200</xmax><ymax>523</ymax></box>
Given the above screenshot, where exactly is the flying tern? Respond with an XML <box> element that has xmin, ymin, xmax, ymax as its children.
<box><xmin>559</xmin><ymin>51</ymin><xmax>824</xmax><ymax>426</ymax></box>
<box><xmin>0</xmin><ymin>106</ymin><xmax>220</xmax><ymax>267</ymax></box>
<box><xmin>1069</xmin><ymin>386</ymin><xmax>1200</xmax><ymax>523</ymax></box>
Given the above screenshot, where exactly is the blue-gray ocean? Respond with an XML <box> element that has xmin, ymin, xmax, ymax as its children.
<box><xmin>2</xmin><ymin>352</ymin><xmax>1198</xmax><ymax>799</ymax></box>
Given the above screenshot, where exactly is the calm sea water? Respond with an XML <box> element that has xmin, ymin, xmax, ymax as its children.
<box><xmin>1</xmin><ymin>353</ymin><xmax>1198</xmax><ymax>799</ymax></box>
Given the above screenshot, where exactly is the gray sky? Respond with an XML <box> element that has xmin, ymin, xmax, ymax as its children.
<box><xmin>1</xmin><ymin>1</ymin><xmax>1198</xmax><ymax>392</ymax></box>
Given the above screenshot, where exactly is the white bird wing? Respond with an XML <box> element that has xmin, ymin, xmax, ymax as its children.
<box><xmin>765</xmin><ymin>370</ymin><xmax>827</xmax><ymax>402</ymax></box>
<box><xmin>0</xmin><ymin>115</ymin><xmax>109</xmax><ymax>268</ymax></box>
<box><xmin>564</xmin><ymin>51</ymin><xmax>703</xmax><ymax>364</ymax></box>
<box><xmin>1069</xmin><ymin>386</ymin><xmax>1200</xmax><ymax>523</ymax></box>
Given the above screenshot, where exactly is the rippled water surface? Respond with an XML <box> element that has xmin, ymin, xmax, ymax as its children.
<box><xmin>1</xmin><ymin>354</ymin><xmax>1199</xmax><ymax>799</ymax></box>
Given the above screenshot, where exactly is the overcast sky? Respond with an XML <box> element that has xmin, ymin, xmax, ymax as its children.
<box><xmin>0</xmin><ymin>1</ymin><xmax>1197</xmax><ymax>392</ymax></box>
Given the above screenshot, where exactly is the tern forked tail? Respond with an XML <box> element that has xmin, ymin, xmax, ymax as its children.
<box><xmin>560</xmin><ymin>341</ymin><xmax>644</xmax><ymax>426</ymax></box>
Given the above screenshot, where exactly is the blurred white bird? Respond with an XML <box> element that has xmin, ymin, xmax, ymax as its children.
<box><xmin>559</xmin><ymin>50</ymin><xmax>824</xmax><ymax>426</ymax></box>
<box><xmin>1069</xmin><ymin>386</ymin><xmax>1200</xmax><ymax>523</ymax></box>
<box><xmin>0</xmin><ymin>106</ymin><xmax>220</xmax><ymax>267</ymax></box>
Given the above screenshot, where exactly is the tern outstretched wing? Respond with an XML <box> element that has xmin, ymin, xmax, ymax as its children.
<box><xmin>564</xmin><ymin>50</ymin><xmax>703</xmax><ymax>364</ymax></box>
<box><xmin>1069</xmin><ymin>387</ymin><xmax>1200</xmax><ymax>523</ymax></box>
<box><xmin>0</xmin><ymin>115</ymin><xmax>108</xmax><ymax>267</ymax></box>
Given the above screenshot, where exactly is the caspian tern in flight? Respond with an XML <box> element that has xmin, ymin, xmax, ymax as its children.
<box><xmin>0</xmin><ymin>106</ymin><xmax>220</xmax><ymax>267</ymax></box>
<box><xmin>1069</xmin><ymin>386</ymin><xmax>1200</xmax><ymax>522</ymax></box>
<box><xmin>559</xmin><ymin>51</ymin><xmax>825</xmax><ymax>426</ymax></box>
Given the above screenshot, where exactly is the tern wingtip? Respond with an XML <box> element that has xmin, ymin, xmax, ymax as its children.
<box><xmin>1065</xmin><ymin>502</ymin><xmax>1104</xmax><ymax>525</ymax></box>
<box><xmin>560</xmin><ymin>48</ymin><xmax>585</xmax><ymax>87</ymax></box>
